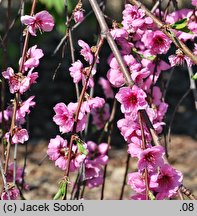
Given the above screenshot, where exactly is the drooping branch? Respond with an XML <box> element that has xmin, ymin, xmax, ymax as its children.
<box><xmin>88</xmin><ymin>0</ymin><xmax>196</xmax><ymax>200</ymax></box>
<box><xmin>128</xmin><ymin>0</ymin><xmax>197</xmax><ymax>65</ymax></box>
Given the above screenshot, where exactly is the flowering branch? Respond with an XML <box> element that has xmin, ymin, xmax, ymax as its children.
<box><xmin>63</xmin><ymin>36</ymin><xmax>105</xmax><ymax>199</ymax></box>
<box><xmin>128</xmin><ymin>0</ymin><xmax>197</xmax><ymax>65</ymax></box>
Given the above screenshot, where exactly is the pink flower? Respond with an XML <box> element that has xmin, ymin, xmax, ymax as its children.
<box><xmin>98</xmin><ymin>77</ymin><xmax>114</xmax><ymax>99</ymax></box>
<box><xmin>85</xmin><ymin>161</ymin><xmax>104</xmax><ymax>188</ymax></box>
<box><xmin>84</xmin><ymin>97</ymin><xmax>105</xmax><ymax>112</ymax></box>
<box><xmin>194</xmin><ymin>44</ymin><xmax>197</xmax><ymax>55</ymax></box>
<box><xmin>12</xmin><ymin>128</ymin><xmax>29</xmax><ymax>144</ymax></box>
<box><xmin>53</xmin><ymin>103</ymin><xmax>74</xmax><ymax>133</ymax></box>
<box><xmin>128</xmin><ymin>172</ymin><xmax>158</xmax><ymax>193</ymax></box>
<box><xmin>84</xmin><ymin>141</ymin><xmax>108</xmax><ymax>188</ymax></box>
<box><xmin>137</xmin><ymin>146</ymin><xmax>165</xmax><ymax>172</ymax></box>
<box><xmin>122</xmin><ymin>5</ymin><xmax>145</xmax><ymax>30</ymax></box>
<box><xmin>19</xmin><ymin>45</ymin><xmax>44</xmax><ymax>72</ymax></box>
<box><xmin>78</xmin><ymin>40</ymin><xmax>93</xmax><ymax>64</ymax></box>
<box><xmin>47</xmin><ymin>135</ymin><xmax>87</xmax><ymax>171</ymax></box>
<box><xmin>69</xmin><ymin>60</ymin><xmax>95</xmax><ymax>87</ymax></box>
<box><xmin>2</xmin><ymin>67</ymin><xmax>38</xmax><ymax>94</ymax></box>
<box><xmin>21</xmin><ymin>10</ymin><xmax>54</xmax><ymax>36</ymax></box>
<box><xmin>115</xmin><ymin>85</ymin><xmax>148</xmax><ymax>116</ymax></box>
<box><xmin>117</xmin><ymin>117</ymin><xmax>151</xmax><ymax>143</ymax></box>
<box><xmin>155</xmin><ymin>164</ymin><xmax>183</xmax><ymax>199</ymax></box>
<box><xmin>107</xmin><ymin>68</ymin><xmax>125</xmax><ymax>87</ymax></box>
<box><xmin>53</xmin><ymin>102</ymin><xmax>87</xmax><ymax>133</ymax></box>
<box><xmin>1</xmin><ymin>187</ymin><xmax>20</xmax><ymax>200</ymax></box>
<box><xmin>169</xmin><ymin>50</ymin><xmax>193</xmax><ymax>67</ymax></box>
<box><xmin>192</xmin><ymin>0</ymin><xmax>197</xmax><ymax>6</ymax></box>
<box><xmin>131</xmin><ymin>193</ymin><xmax>146</xmax><ymax>200</ymax></box>
<box><xmin>6</xmin><ymin>163</ymin><xmax>26</xmax><ymax>186</ymax></box>
<box><xmin>142</xmin><ymin>30</ymin><xmax>171</xmax><ymax>54</ymax></box>
<box><xmin>17</xmin><ymin>96</ymin><xmax>35</xmax><ymax>120</ymax></box>
<box><xmin>91</xmin><ymin>104</ymin><xmax>110</xmax><ymax>130</ymax></box>
<box><xmin>73</xmin><ymin>10</ymin><xmax>84</xmax><ymax>23</ymax></box>
<box><xmin>69</xmin><ymin>60</ymin><xmax>83</xmax><ymax>83</ymax></box>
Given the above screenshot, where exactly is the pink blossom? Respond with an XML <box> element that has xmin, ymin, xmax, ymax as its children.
<box><xmin>69</xmin><ymin>60</ymin><xmax>95</xmax><ymax>87</ymax></box>
<box><xmin>73</xmin><ymin>10</ymin><xmax>84</xmax><ymax>23</ymax></box>
<box><xmin>6</xmin><ymin>163</ymin><xmax>24</xmax><ymax>184</ymax></box>
<box><xmin>194</xmin><ymin>44</ymin><xmax>197</xmax><ymax>55</ymax></box>
<box><xmin>98</xmin><ymin>77</ymin><xmax>114</xmax><ymax>99</ymax></box>
<box><xmin>85</xmin><ymin>162</ymin><xmax>104</xmax><ymax>188</ymax></box>
<box><xmin>84</xmin><ymin>141</ymin><xmax>108</xmax><ymax>188</ymax></box>
<box><xmin>128</xmin><ymin>172</ymin><xmax>158</xmax><ymax>193</ymax></box>
<box><xmin>85</xmin><ymin>97</ymin><xmax>105</xmax><ymax>112</ymax></box>
<box><xmin>115</xmin><ymin>85</ymin><xmax>148</xmax><ymax>116</ymax></box>
<box><xmin>142</xmin><ymin>30</ymin><xmax>171</xmax><ymax>54</ymax></box>
<box><xmin>12</xmin><ymin>128</ymin><xmax>29</xmax><ymax>144</ymax></box>
<box><xmin>69</xmin><ymin>60</ymin><xmax>83</xmax><ymax>83</ymax></box>
<box><xmin>166</xmin><ymin>9</ymin><xmax>195</xmax><ymax>41</ymax></box>
<box><xmin>17</xmin><ymin>96</ymin><xmax>35</xmax><ymax>120</ymax></box>
<box><xmin>117</xmin><ymin>117</ymin><xmax>151</xmax><ymax>143</ymax></box>
<box><xmin>169</xmin><ymin>50</ymin><xmax>193</xmax><ymax>67</ymax></box>
<box><xmin>0</xmin><ymin>108</ymin><xmax>11</xmax><ymax>123</ymax></box>
<box><xmin>155</xmin><ymin>164</ymin><xmax>183</xmax><ymax>199</ymax></box>
<box><xmin>110</xmin><ymin>28</ymin><xmax>129</xmax><ymax>40</ymax></box>
<box><xmin>47</xmin><ymin>135</ymin><xmax>86</xmax><ymax>171</ymax></box>
<box><xmin>192</xmin><ymin>0</ymin><xmax>197</xmax><ymax>6</ymax></box>
<box><xmin>128</xmin><ymin>137</ymin><xmax>144</xmax><ymax>158</ymax></box>
<box><xmin>53</xmin><ymin>102</ymin><xmax>88</xmax><ymax>133</ymax></box>
<box><xmin>1</xmin><ymin>187</ymin><xmax>20</xmax><ymax>200</ymax></box>
<box><xmin>137</xmin><ymin>146</ymin><xmax>165</xmax><ymax>172</ymax></box>
<box><xmin>19</xmin><ymin>45</ymin><xmax>44</xmax><ymax>72</ymax></box>
<box><xmin>107</xmin><ymin>68</ymin><xmax>125</xmax><ymax>87</ymax></box>
<box><xmin>2</xmin><ymin>67</ymin><xmax>38</xmax><ymax>94</ymax></box>
<box><xmin>131</xmin><ymin>193</ymin><xmax>146</xmax><ymax>200</ymax></box>
<box><xmin>53</xmin><ymin>103</ymin><xmax>74</xmax><ymax>133</ymax></box>
<box><xmin>131</xmin><ymin>68</ymin><xmax>150</xmax><ymax>86</ymax></box>
<box><xmin>21</xmin><ymin>10</ymin><xmax>54</xmax><ymax>36</ymax></box>
<box><xmin>91</xmin><ymin>104</ymin><xmax>110</xmax><ymax>130</ymax></box>
<box><xmin>122</xmin><ymin>4</ymin><xmax>145</xmax><ymax>30</ymax></box>
<box><xmin>78</xmin><ymin>40</ymin><xmax>93</xmax><ymax>64</ymax></box>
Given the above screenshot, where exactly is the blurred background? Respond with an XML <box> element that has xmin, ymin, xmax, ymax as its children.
<box><xmin>0</xmin><ymin>0</ymin><xmax>197</xmax><ymax>199</ymax></box>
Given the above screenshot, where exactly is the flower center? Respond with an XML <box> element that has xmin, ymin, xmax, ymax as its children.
<box><xmin>144</xmin><ymin>153</ymin><xmax>155</xmax><ymax>163</ymax></box>
<box><xmin>154</xmin><ymin>36</ymin><xmax>164</xmax><ymax>46</ymax></box>
<box><xmin>129</xmin><ymin>93</ymin><xmax>137</xmax><ymax>105</ymax></box>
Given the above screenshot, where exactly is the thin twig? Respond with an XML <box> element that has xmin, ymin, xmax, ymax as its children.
<box><xmin>138</xmin><ymin>111</ymin><xmax>149</xmax><ymax>200</ymax></box>
<box><xmin>101</xmin><ymin>100</ymin><xmax>117</xmax><ymax>200</ymax></box>
<box><xmin>63</xmin><ymin>36</ymin><xmax>105</xmax><ymax>200</ymax></box>
<box><xmin>0</xmin><ymin>159</ymin><xmax>10</xmax><ymax>200</ymax></box>
<box><xmin>167</xmin><ymin>88</ymin><xmax>191</xmax><ymax>148</ymax></box>
<box><xmin>89</xmin><ymin>0</ymin><xmax>134</xmax><ymax>87</ymax></box>
<box><xmin>119</xmin><ymin>153</ymin><xmax>130</xmax><ymax>200</ymax></box>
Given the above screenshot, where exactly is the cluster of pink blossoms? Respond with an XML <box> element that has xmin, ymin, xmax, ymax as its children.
<box><xmin>1</xmin><ymin>10</ymin><xmax>54</xmax><ymax>199</ymax></box>
<box><xmin>103</xmin><ymin>1</ymin><xmax>197</xmax><ymax>199</ymax></box>
<box><xmin>48</xmin><ymin>30</ymin><xmax>110</xmax><ymax>190</ymax></box>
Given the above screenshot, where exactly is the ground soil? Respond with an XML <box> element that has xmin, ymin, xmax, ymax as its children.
<box><xmin>14</xmin><ymin>135</ymin><xmax>197</xmax><ymax>200</ymax></box>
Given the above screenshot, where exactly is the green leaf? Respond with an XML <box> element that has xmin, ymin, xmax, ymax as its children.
<box><xmin>132</xmin><ymin>48</ymin><xmax>156</xmax><ymax>60</ymax></box>
<box><xmin>171</xmin><ymin>18</ymin><xmax>188</xmax><ymax>29</ymax></box>
<box><xmin>53</xmin><ymin>188</ymin><xmax>62</xmax><ymax>200</ymax></box>
<box><xmin>192</xmin><ymin>72</ymin><xmax>197</xmax><ymax>80</ymax></box>
<box><xmin>67</xmin><ymin>0</ymin><xmax>78</xmax><ymax>15</ymax></box>
<box><xmin>170</xmin><ymin>18</ymin><xmax>193</xmax><ymax>34</ymax></box>
<box><xmin>39</xmin><ymin>0</ymin><xmax>65</xmax><ymax>14</ymax></box>
<box><xmin>149</xmin><ymin>191</ymin><xmax>156</xmax><ymax>200</ymax></box>
<box><xmin>76</xmin><ymin>141</ymin><xmax>88</xmax><ymax>155</ymax></box>
<box><xmin>53</xmin><ymin>181</ymin><xmax>67</xmax><ymax>200</ymax></box>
